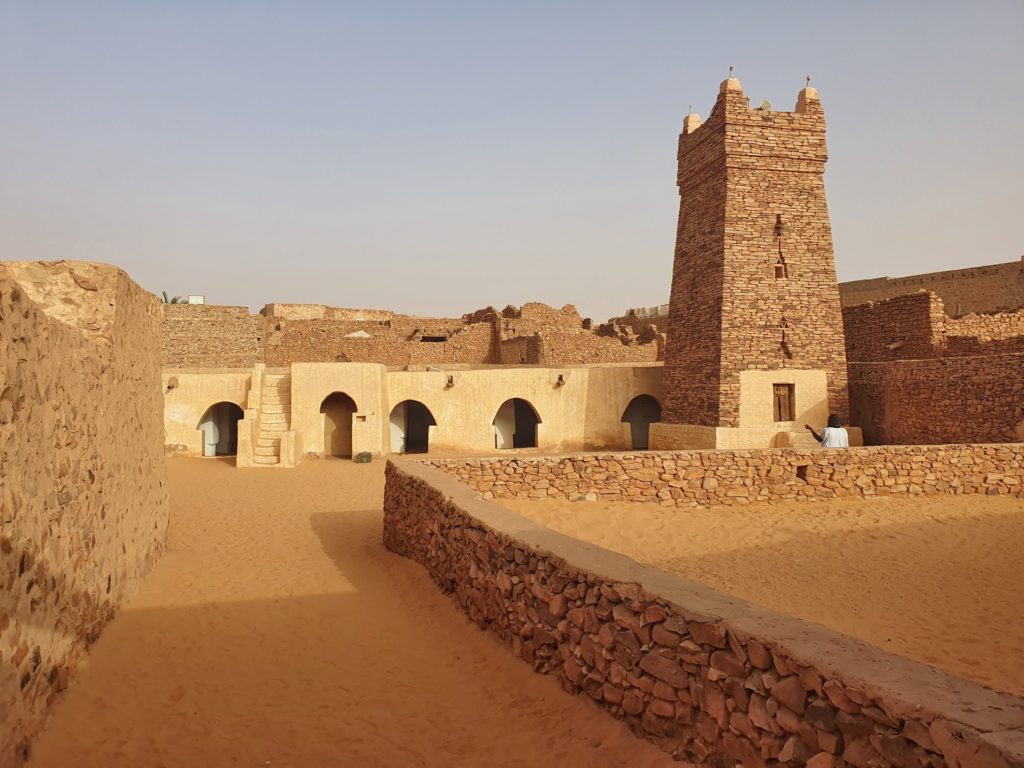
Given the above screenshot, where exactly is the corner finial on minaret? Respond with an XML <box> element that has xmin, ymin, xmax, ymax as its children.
<box><xmin>796</xmin><ymin>74</ymin><xmax>819</xmax><ymax>112</ymax></box>
<box><xmin>720</xmin><ymin>65</ymin><xmax>743</xmax><ymax>94</ymax></box>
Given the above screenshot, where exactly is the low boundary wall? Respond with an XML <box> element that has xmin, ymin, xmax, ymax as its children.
<box><xmin>384</xmin><ymin>457</ymin><xmax>1024</xmax><ymax>766</ymax></box>
<box><xmin>423</xmin><ymin>445</ymin><xmax>1024</xmax><ymax>507</ymax></box>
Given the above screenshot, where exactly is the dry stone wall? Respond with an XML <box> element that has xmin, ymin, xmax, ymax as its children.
<box><xmin>840</xmin><ymin>257</ymin><xmax>1024</xmax><ymax>315</ymax></box>
<box><xmin>384</xmin><ymin>459</ymin><xmax>1024</xmax><ymax>767</ymax></box>
<box><xmin>162</xmin><ymin>304</ymin><xmax>263</xmax><ymax>369</ymax></box>
<box><xmin>843</xmin><ymin>292</ymin><xmax>1024</xmax><ymax>363</ymax></box>
<box><xmin>425</xmin><ymin>444</ymin><xmax>1024</xmax><ymax>507</ymax></box>
<box><xmin>849</xmin><ymin>355</ymin><xmax>1024</xmax><ymax>446</ymax></box>
<box><xmin>0</xmin><ymin>261</ymin><xmax>169</xmax><ymax>767</ymax></box>
<box><xmin>162</xmin><ymin>300</ymin><xmax>656</xmax><ymax>369</ymax></box>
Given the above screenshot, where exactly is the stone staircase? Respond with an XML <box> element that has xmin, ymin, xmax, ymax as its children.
<box><xmin>253</xmin><ymin>369</ymin><xmax>292</xmax><ymax>466</ymax></box>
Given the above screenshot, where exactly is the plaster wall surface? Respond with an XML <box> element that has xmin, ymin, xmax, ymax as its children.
<box><xmin>162</xmin><ymin>371</ymin><xmax>252</xmax><ymax>455</ymax></box>
<box><xmin>288</xmin><ymin>363</ymin><xmax>388</xmax><ymax>458</ymax></box>
<box><xmin>385</xmin><ymin>364</ymin><xmax>664</xmax><ymax>455</ymax></box>
<box><xmin>0</xmin><ymin>261</ymin><xmax>169</xmax><ymax>767</ymax></box>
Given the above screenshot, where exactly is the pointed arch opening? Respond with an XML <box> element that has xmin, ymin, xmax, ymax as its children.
<box><xmin>493</xmin><ymin>398</ymin><xmax>541</xmax><ymax>449</ymax></box>
<box><xmin>621</xmin><ymin>395</ymin><xmax>661</xmax><ymax>450</ymax></box>
<box><xmin>197</xmin><ymin>402</ymin><xmax>244</xmax><ymax>457</ymax></box>
<box><xmin>320</xmin><ymin>392</ymin><xmax>357</xmax><ymax>457</ymax></box>
<box><xmin>389</xmin><ymin>400</ymin><xmax>437</xmax><ymax>454</ymax></box>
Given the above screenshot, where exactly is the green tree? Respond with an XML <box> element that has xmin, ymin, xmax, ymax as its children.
<box><xmin>161</xmin><ymin>291</ymin><xmax>185</xmax><ymax>304</ymax></box>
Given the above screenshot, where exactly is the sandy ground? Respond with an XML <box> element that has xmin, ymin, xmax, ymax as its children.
<box><xmin>29</xmin><ymin>458</ymin><xmax>673</xmax><ymax>768</ymax></box>
<box><xmin>502</xmin><ymin>493</ymin><xmax>1024</xmax><ymax>696</ymax></box>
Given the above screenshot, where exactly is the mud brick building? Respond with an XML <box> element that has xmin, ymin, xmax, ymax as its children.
<box><xmin>655</xmin><ymin>77</ymin><xmax>852</xmax><ymax>450</ymax></box>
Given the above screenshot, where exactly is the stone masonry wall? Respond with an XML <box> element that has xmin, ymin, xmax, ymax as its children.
<box><xmin>384</xmin><ymin>459</ymin><xmax>1024</xmax><ymax>767</ymax></box>
<box><xmin>663</xmin><ymin>80</ymin><xmax>850</xmax><ymax>428</ymax></box>
<box><xmin>849</xmin><ymin>355</ymin><xmax>1024</xmax><ymax>445</ymax></box>
<box><xmin>425</xmin><ymin>444</ymin><xmax>1024</xmax><ymax>508</ymax></box>
<box><xmin>0</xmin><ymin>261</ymin><xmax>169</xmax><ymax>767</ymax></box>
<box><xmin>162</xmin><ymin>304</ymin><xmax>264</xmax><ymax>369</ymax></box>
<box><xmin>843</xmin><ymin>292</ymin><xmax>1024</xmax><ymax>363</ymax></box>
<box><xmin>840</xmin><ymin>257</ymin><xmax>1024</xmax><ymax>315</ymax></box>
<box><xmin>841</xmin><ymin>293</ymin><xmax>944</xmax><ymax>362</ymax></box>
<box><xmin>162</xmin><ymin>300</ymin><xmax>656</xmax><ymax>369</ymax></box>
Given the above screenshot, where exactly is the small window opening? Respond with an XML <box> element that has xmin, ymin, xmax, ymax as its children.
<box><xmin>773</xmin><ymin>384</ymin><xmax>795</xmax><ymax>422</ymax></box>
<box><xmin>420</xmin><ymin>335</ymin><xmax>448</xmax><ymax>343</ymax></box>
<box><xmin>774</xmin><ymin>214</ymin><xmax>784</xmax><ymax>238</ymax></box>
<box><xmin>795</xmin><ymin>464</ymin><xmax>808</xmax><ymax>482</ymax></box>
<box><xmin>774</xmin><ymin>262</ymin><xmax>786</xmax><ymax>279</ymax></box>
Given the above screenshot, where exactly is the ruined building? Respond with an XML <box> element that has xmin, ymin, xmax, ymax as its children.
<box><xmin>654</xmin><ymin>76</ymin><xmax>853</xmax><ymax>449</ymax></box>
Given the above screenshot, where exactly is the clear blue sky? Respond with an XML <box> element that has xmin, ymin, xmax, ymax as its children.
<box><xmin>2</xmin><ymin>1</ymin><xmax>1021</xmax><ymax>320</ymax></box>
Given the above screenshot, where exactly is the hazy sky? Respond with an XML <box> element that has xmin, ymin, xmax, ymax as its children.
<box><xmin>2</xmin><ymin>2</ymin><xmax>1022</xmax><ymax>320</ymax></box>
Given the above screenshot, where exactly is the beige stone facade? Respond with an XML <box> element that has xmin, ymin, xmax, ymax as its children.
<box><xmin>661</xmin><ymin>78</ymin><xmax>850</xmax><ymax>449</ymax></box>
<box><xmin>162</xmin><ymin>363</ymin><xmax>665</xmax><ymax>465</ymax></box>
<box><xmin>0</xmin><ymin>261</ymin><xmax>169</xmax><ymax>766</ymax></box>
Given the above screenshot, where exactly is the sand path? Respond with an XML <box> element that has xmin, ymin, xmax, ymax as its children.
<box><xmin>502</xmin><ymin>493</ymin><xmax>1024</xmax><ymax>696</ymax></box>
<box><xmin>29</xmin><ymin>458</ymin><xmax>672</xmax><ymax>768</ymax></box>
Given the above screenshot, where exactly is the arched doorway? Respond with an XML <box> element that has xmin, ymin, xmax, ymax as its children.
<box><xmin>389</xmin><ymin>400</ymin><xmax>437</xmax><ymax>454</ymax></box>
<box><xmin>198</xmin><ymin>402</ymin><xmax>244</xmax><ymax>457</ymax></box>
<box><xmin>621</xmin><ymin>395</ymin><xmax>661</xmax><ymax>450</ymax></box>
<box><xmin>320</xmin><ymin>392</ymin><xmax>357</xmax><ymax>457</ymax></box>
<box><xmin>493</xmin><ymin>398</ymin><xmax>540</xmax><ymax>449</ymax></box>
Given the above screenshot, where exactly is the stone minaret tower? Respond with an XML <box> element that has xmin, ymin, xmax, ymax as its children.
<box><xmin>655</xmin><ymin>76</ymin><xmax>852</xmax><ymax>449</ymax></box>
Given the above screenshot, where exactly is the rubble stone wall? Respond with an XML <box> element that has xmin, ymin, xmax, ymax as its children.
<box><xmin>849</xmin><ymin>355</ymin><xmax>1024</xmax><ymax>445</ymax></box>
<box><xmin>162</xmin><ymin>301</ymin><xmax>655</xmax><ymax>368</ymax></box>
<box><xmin>0</xmin><ymin>261</ymin><xmax>169</xmax><ymax>766</ymax></box>
<box><xmin>384</xmin><ymin>459</ymin><xmax>1024</xmax><ymax>767</ymax></box>
<box><xmin>839</xmin><ymin>257</ymin><xmax>1024</xmax><ymax>315</ymax></box>
<box><xmin>424</xmin><ymin>444</ymin><xmax>1024</xmax><ymax>507</ymax></box>
<box><xmin>843</xmin><ymin>292</ymin><xmax>1024</xmax><ymax>363</ymax></box>
<box><xmin>162</xmin><ymin>304</ymin><xmax>263</xmax><ymax>369</ymax></box>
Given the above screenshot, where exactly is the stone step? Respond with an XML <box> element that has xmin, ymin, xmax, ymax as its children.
<box><xmin>264</xmin><ymin>376</ymin><xmax>291</xmax><ymax>384</ymax></box>
<box><xmin>256</xmin><ymin>437</ymin><xmax>280</xmax><ymax>448</ymax></box>
<box><xmin>260</xmin><ymin>423</ymin><xmax>288</xmax><ymax>432</ymax></box>
<box><xmin>253</xmin><ymin>455</ymin><xmax>279</xmax><ymax>465</ymax></box>
<box><xmin>261</xmin><ymin>404</ymin><xmax>291</xmax><ymax>414</ymax></box>
<box><xmin>262</xmin><ymin>412</ymin><xmax>288</xmax><ymax>423</ymax></box>
<box><xmin>255</xmin><ymin>445</ymin><xmax>280</xmax><ymax>457</ymax></box>
<box><xmin>261</xmin><ymin>396</ymin><xmax>291</xmax><ymax>406</ymax></box>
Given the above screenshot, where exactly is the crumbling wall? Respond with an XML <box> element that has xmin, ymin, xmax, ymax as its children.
<box><xmin>163</xmin><ymin>300</ymin><xmax>657</xmax><ymax>369</ymax></box>
<box><xmin>849</xmin><ymin>354</ymin><xmax>1024</xmax><ymax>445</ymax></box>
<box><xmin>0</xmin><ymin>261</ymin><xmax>169</xmax><ymax>766</ymax></box>
<box><xmin>840</xmin><ymin>257</ymin><xmax>1024</xmax><ymax>314</ymax></box>
<box><xmin>384</xmin><ymin>458</ymin><xmax>1024</xmax><ymax>767</ymax></box>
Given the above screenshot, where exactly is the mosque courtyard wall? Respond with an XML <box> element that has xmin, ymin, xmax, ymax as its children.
<box><xmin>0</xmin><ymin>261</ymin><xmax>169</xmax><ymax>767</ymax></box>
<box><xmin>383</xmin><ymin>456</ymin><xmax>1024</xmax><ymax>767</ymax></box>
